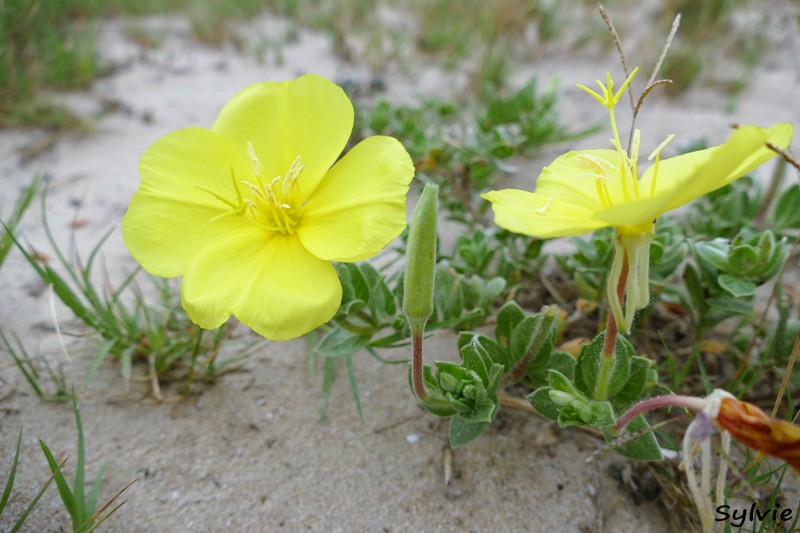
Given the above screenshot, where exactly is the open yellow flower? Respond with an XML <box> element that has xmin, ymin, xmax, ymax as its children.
<box><xmin>122</xmin><ymin>74</ymin><xmax>414</xmax><ymax>340</ymax></box>
<box><xmin>483</xmin><ymin>69</ymin><xmax>793</xmax><ymax>331</ymax></box>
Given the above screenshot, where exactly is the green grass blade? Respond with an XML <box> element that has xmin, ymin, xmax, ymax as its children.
<box><xmin>8</xmin><ymin>457</ymin><xmax>66</xmax><ymax>533</ymax></box>
<box><xmin>344</xmin><ymin>353</ymin><xmax>363</xmax><ymax>421</ymax></box>
<box><xmin>76</xmin><ymin>478</ymin><xmax>135</xmax><ymax>533</ymax></box>
<box><xmin>71</xmin><ymin>392</ymin><xmax>87</xmax><ymax>524</ymax></box>
<box><xmin>1</xmin><ymin>331</ymin><xmax>43</xmax><ymax>398</ymax></box>
<box><xmin>320</xmin><ymin>357</ymin><xmax>335</xmax><ymax>420</ymax></box>
<box><xmin>82</xmin><ymin>339</ymin><xmax>116</xmax><ymax>387</ymax></box>
<box><xmin>0</xmin><ymin>175</ymin><xmax>40</xmax><ymax>268</ymax></box>
<box><xmin>120</xmin><ymin>346</ymin><xmax>134</xmax><ymax>386</ymax></box>
<box><xmin>0</xmin><ymin>428</ymin><xmax>23</xmax><ymax>515</ymax></box>
<box><xmin>38</xmin><ymin>439</ymin><xmax>77</xmax><ymax>521</ymax></box>
<box><xmin>85</xmin><ymin>463</ymin><xmax>106</xmax><ymax>518</ymax></box>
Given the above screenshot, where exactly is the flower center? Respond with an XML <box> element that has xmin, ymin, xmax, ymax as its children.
<box><xmin>200</xmin><ymin>142</ymin><xmax>304</xmax><ymax>236</ymax></box>
<box><xmin>242</xmin><ymin>144</ymin><xmax>303</xmax><ymax>235</ymax></box>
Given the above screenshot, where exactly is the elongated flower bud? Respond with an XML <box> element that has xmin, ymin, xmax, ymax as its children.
<box><xmin>403</xmin><ymin>183</ymin><xmax>438</xmax><ymax>334</ymax></box>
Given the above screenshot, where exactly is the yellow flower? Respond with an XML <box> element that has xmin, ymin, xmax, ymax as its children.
<box><xmin>122</xmin><ymin>74</ymin><xmax>414</xmax><ymax>340</ymax></box>
<box><xmin>483</xmin><ymin>70</ymin><xmax>793</xmax><ymax>331</ymax></box>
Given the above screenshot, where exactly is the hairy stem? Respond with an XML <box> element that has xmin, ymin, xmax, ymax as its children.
<box><xmin>411</xmin><ymin>330</ymin><xmax>426</xmax><ymax>400</ymax></box>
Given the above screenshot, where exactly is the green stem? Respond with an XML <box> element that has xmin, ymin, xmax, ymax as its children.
<box><xmin>595</xmin><ymin>245</ymin><xmax>629</xmax><ymax>401</ymax></box>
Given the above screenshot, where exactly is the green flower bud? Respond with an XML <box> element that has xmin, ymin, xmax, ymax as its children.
<box><xmin>403</xmin><ymin>183</ymin><xmax>439</xmax><ymax>334</ymax></box>
<box><xmin>548</xmin><ymin>390</ymin><xmax>575</xmax><ymax>406</ymax></box>
<box><xmin>438</xmin><ymin>372</ymin><xmax>461</xmax><ymax>394</ymax></box>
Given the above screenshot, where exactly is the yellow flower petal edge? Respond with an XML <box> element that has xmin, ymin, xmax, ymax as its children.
<box><xmin>122</xmin><ymin>75</ymin><xmax>414</xmax><ymax>340</ymax></box>
<box><xmin>298</xmin><ymin>135</ymin><xmax>414</xmax><ymax>262</ymax></box>
<box><xmin>181</xmin><ymin>229</ymin><xmax>341</xmax><ymax>340</ymax></box>
<box><xmin>211</xmin><ymin>74</ymin><xmax>354</xmax><ymax>203</ymax></box>
<box><xmin>481</xmin><ymin>189</ymin><xmax>607</xmax><ymax>239</ymax></box>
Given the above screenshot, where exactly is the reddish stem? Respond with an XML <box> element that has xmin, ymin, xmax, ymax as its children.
<box><xmin>412</xmin><ymin>332</ymin><xmax>426</xmax><ymax>400</ymax></box>
<box><xmin>615</xmin><ymin>394</ymin><xmax>707</xmax><ymax>432</ymax></box>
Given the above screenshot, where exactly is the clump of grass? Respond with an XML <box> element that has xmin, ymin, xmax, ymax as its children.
<box><xmin>8</xmin><ymin>184</ymin><xmax>252</xmax><ymax>399</ymax></box>
<box><xmin>39</xmin><ymin>392</ymin><xmax>133</xmax><ymax>532</ymax></box>
<box><xmin>0</xmin><ymin>0</ymin><xmax>101</xmax><ymax>128</ymax></box>
<box><xmin>0</xmin><ymin>393</ymin><xmax>131</xmax><ymax>532</ymax></box>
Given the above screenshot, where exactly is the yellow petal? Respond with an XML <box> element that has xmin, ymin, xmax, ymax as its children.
<box><xmin>298</xmin><ymin>136</ymin><xmax>414</xmax><ymax>262</ymax></box>
<box><xmin>123</xmin><ymin>193</ymin><xmax>253</xmax><ymax>278</ymax></box>
<box><xmin>137</xmin><ymin>127</ymin><xmax>251</xmax><ymax>207</ymax></box>
<box><xmin>534</xmin><ymin>149</ymin><xmax>622</xmax><ymax>210</ymax></box>
<box><xmin>599</xmin><ymin>123</ymin><xmax>794</xmax><ymax>227</ymax></box>
<box><xmin>181</xmin><ymin>230</ymin><xmax>341</xmax><ymax>340</ymax></box>
<box><xmin>211</xmin><ymin>74</ymin><xmax>354</xmax><ymax>203</ymax></box>
<box><xmin>483</xmin><ymin>189</ymin><xmax>607</xmax><ymax>238</ymax></box>
<box><xmin>123</xmin><ymin>128</ymin><xmax>253</xmax><ymax>277</ymax></box>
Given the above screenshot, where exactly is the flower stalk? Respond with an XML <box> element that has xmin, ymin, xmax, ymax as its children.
<box><xmin>594</xmin><ymin>241</ymin><xmax>629</xmax><ymax>401</ymax></box>
<box><xmin>403</xmin><ymin>183</ymin><xmax>439</xmax><ymax>401</ymax></box>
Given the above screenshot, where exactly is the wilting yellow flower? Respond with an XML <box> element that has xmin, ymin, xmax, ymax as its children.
<box><xmin>483</xmin><ymin>69</ymin><xmax>793</xmax><ymax>331</ymax></box>
<box><xmin>123</xmin><ymin>74</ymin><xmax>414</xmax><ymax>340</ymax></box>
<box><xmin>715</xmin><ymin>395</ymin><xmax>800</xmax><ymax>472</ymax></box>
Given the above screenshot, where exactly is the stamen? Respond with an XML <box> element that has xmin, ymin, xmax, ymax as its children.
<box><xmin>716</xmin><ymin>432</ymin><xmax>731</xmax><ymax>510</ymax></box>
<box><xmin>247</xmin><ymin>141</ymin><xmax>262</xmax><ymax>178</ymax></box>
<box><xmin>647</xmin><ymin>133</ymin><xmax>676</xmax><ymax>161</ymax></box>
<box><xmin>630</xmin><ymin>130</ymin><xmax>641</xmax><ymax>199</ymax></box>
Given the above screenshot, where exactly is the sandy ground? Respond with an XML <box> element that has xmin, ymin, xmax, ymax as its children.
<box><xmin>1</xmin><ymin>6</ymin><xmax>799</xmax><ymax>532</ymax></box>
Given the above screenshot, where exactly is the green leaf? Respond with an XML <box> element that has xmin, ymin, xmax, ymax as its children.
<box><xmin>315</xmin><ymin>327</ymin><xmax>367</xmax><ymax>357</ymax></box>
<box><xmin>495</xmin><ymin>301</ymin><xmax>525</xmax><ymax>349</ymax></box>
<box><xmin>528</xmin><ymin>387</ymin><xmax>560</xmax><ymax>421</ymax></box>
<box><xmin>449</xmin><ymin>415</ymin><xmax>490</xmax><ymax>448</ymax></box>
<box><xmin>574</xmin><ymin>333</ymin><xmax>632</xmax><ymax>398</ymax></box>
<box><xmin>612</xmin><ymin>356</ymin><xmax>654</xmax><ymax>407</ymax></box>
<box><xmin>510</xmin><ymin>315</ymin><xmax>542</xmax><ymax>366</ymax></box>
<box><xmin>589</xmin><ymin>401</ymin><xmax>615</xmax><ymax>428</ymax></box>
<box><xmin>460</xmin><ymin>339</ymin><xmax>489</xmax><ymax>384</ymax></box>
<box><xmin>607</xmin><ymin>414</ymin><xmax>663</xmax><ymax>461</ymax></box>
<box><xmin>694</xmin><ymin>239</ymin><xmax>730</xmax><ymax>273</ymax></box>
<box><xmin>707</xmin><ymin>295</ymin><xmax>754</xmax><ymax>317</ymax></box>
<box><xmin>728</xmin><ymin>245</ymin><xmax>758</xmax><ymax>274</ymax></box>
<box><xmin>774</xmin><ymin>184</ymin><xmax>800</xmax><ymax>230</ymax></box>
<box><xmin>717</xmin><ymin>274</ymin><xmax>756</xmax><ymax>298</ymax></box>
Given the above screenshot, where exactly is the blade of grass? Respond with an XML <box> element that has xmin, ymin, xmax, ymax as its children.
<box><xmin>1</xmin><ymin>331</ymin><xmax>43</xmax><ymax>398</ymax></box>
<box><xmin>82</xmin><ymin>339</ymin><xmax>116</xmax><ymax>387</ymax></box>
<box><xmin>72</xmin><ymin>392</ymin><xmax>87</xmax><ymax>525</ymax></box>
<box><xmin>39</xmin><ymin>440</ymin><xmax>77</xmax><ymax>523</ymax></box>
<box><xmin>0</xmin><ymin>428</ymin><xmax>23</xmax><ymax>515</ymax></box>
<box><xmin>0</xmin><ymin>176</ymin><xmax>40</xmax><ymax>268</ymax></box>
<box><xmin>8</xmin><ymin>457</ymin><xmax>66</xmax><ymax>533</ymax></box>
<box><xmin>344</xmin><ymin>353</ymin><xmax>363</xmax><ymax>421</ymax></box>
